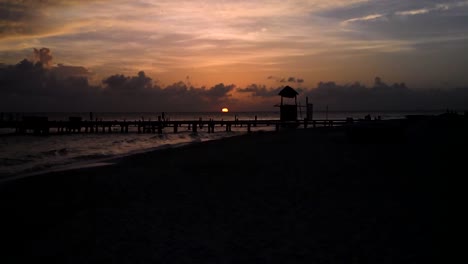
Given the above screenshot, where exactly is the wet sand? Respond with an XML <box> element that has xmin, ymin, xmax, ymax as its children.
<box><xmin>1</xmin><ymin>119</ymin><xmax>463</xmax><ymax>263</ymax></box>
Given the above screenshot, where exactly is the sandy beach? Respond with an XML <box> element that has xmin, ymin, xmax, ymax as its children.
<box><xmin>1</xmin><ymin>117</ymin><xmax>464</xmax><ymax>263</ymax></box>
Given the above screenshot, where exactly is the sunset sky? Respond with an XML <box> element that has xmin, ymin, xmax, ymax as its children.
<box><xmin>1</xmin><ymin>0</ymin><xmax>468</xmax><ymax>111</ymax></box>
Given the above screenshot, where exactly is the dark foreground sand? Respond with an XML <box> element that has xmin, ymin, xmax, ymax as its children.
<box><xmin>1</xmin><ymin>117</ymin><xmax>465</xmax><ymax>263</ymax></box>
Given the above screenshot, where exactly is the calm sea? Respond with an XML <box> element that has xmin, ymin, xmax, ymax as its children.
<box><xmin>0</xmin><ymin>110</ymin><xmax>442</xmax><ymax>180</ymax></box>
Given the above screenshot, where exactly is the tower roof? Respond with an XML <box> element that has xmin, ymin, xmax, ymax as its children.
<box><xmin>278</xmin><ymin>86</ymin><xmax>298</xmax><ymax>98</ymax></box>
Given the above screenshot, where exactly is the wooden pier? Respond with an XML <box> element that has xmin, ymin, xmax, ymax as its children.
<box><xmin>0</xmin><ymin>117</ymin><xmax>350</xmax><ymax>135</ymax></box>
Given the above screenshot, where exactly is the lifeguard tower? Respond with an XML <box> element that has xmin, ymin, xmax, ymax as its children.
<box><xmin>278</xmin><ymin>85</ymin><xmax>298</xmax><ymax>121</ymax></box>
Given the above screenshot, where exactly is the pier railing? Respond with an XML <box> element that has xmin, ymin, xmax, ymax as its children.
<box><xmin>0</xmin><ymin>118</ymin><xmax>350</xmax><ymax>135</ymax></box>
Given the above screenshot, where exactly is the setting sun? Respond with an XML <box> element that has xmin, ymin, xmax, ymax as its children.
<box><xmin>221</xmin><ymin>107</ymin><xmax>229</xmax><ymax>113</ymax></box>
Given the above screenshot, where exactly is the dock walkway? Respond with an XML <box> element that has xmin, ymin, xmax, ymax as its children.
<box><xmin>0</xmin><ymin>118</ymin><xmax>349</xmax><ymax>135</ymax></box>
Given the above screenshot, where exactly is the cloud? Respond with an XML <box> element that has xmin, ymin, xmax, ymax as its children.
<box><xmin>205</xmin><ymin>83</ymin><xmax>235</xmax><ymax>98</ymax></box>
<box><xmin>303</xmin><ymin>77</ymin><xmax>430</xmax><ymax>111</ymax></box>
<box><xmin>237</xmin><ymin>84</ymin><xmax>281</xmax><ymax>97</ymax></box>
<box><xmin>1</xmin><ymin>1</ymin><xmax>468</xmax><ymax>90</ymax></box>
<box><xmin>0</xmin><ymin>0</ymin><xmax>392</xmax><ymax>78</ymax></box>
<box><xmin>52</xmin><ymin>64</ymin><xmax>92</xmax><ymax>79</ymax></box>
<box><xmin>0</xmin><ymin>55</ymin><xmax>239</xmax><ymax>111</ymax></box>
<box><xmin>395</xmin><ymin>8</ymin><xmax>430</xmax><ymax>16</ymax></box>
<box><xmin>238</xmin><ymin>83</ymin><xmax>307</xmax><ymax>99</ymax></box>
<box><xmin>267</xmin><ymin>75</ymin><xmax>304</xmax><ymax>83</ymax></box>
<box><xmin>237</xmin><ymin>77</ymin><xmax>468</xmax><ymax>111</ymax></box>
<box><xmin>1</xmin><ymin>57</ymin><xmax>468</xmax><ymax>112</ymax></box>
<box><xmin>102</xmin><ymin>71</ymin><xmax>153</xmax><ymax>92</ymax></box>
<box><xmin>0</xmin><ymin>0</ymin><xmax>368</xmax><ymax>40</ymax></box>
<box><xmin>33</xmin><ymin>48</ymin><xmax>53</xmax><ymax>66</ymax></box>
<box><xmin>0</xmin><ymin>0</ymin><xmax>104</xmax><ymax>40</ymax></box>
<box><xmin>395</xmin><ymin>1</ymin><xmax>468</xmax><ymax>16</ymax></box>
<box><xmin>341</xmin><ymin>13</ymin><xmax>386</xmax><ymax>25</ymax></box>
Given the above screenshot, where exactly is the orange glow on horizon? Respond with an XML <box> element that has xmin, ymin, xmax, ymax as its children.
<box><xmin>221</xmin><ymin>107</ymin><xmax>229</xmax><ymax>113</ymax></box>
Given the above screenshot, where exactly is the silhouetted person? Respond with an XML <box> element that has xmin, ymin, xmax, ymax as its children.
<box><xmin>89</xmin><ymin>112</ymin><xmax>93</xmax><ymax>121</ymax></box>
<box><xmin>365</xmin><ymin>114</ymin><xmax>371</xmax><ymax>121</ymax></box>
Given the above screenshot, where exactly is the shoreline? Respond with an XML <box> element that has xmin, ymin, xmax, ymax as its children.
<box><xmin>0</xmin><ymin>130</ymin><xmax>249</xmax><ymax>182</ymax></box>
<box><xmin>0</xmin><ymin>119</ymin><xmax>463</xmax><ymax>262</ymax></box>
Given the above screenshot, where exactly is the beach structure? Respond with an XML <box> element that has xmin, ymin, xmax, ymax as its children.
<box><xmin>1</xmin><ymin>102</ymin><xmax>353</xmax><ymax>135</ymax></box>
<box><xmin>17</xmin><ymin>116</ymin><xmax>49</xmax><ymax>135</ymax></box>
<box><xmin>68</xmin><ymin>116</ymin><xmax>82</xmax><ymax>133</ymax></box>
<box><xmin>1</xmin><ymin>116</ymin><xmax>348</xmax><ymax>135</ymax></box>
<box><xmin>278</xmin><ymin>85</ymin><xmax>298</xmax><ymax>122</ymax></box>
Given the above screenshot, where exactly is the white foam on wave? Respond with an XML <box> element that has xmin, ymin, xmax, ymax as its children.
<box><xmin>0</xmin><ymin>130</ymin><xmax>246</xmax><ymax>181</ymax></box>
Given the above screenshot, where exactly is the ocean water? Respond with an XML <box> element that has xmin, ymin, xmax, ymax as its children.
<box><xmin>0</xmin><ymin>111</ymin><xmax>442</xmax><ymax>179</ymax></box>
